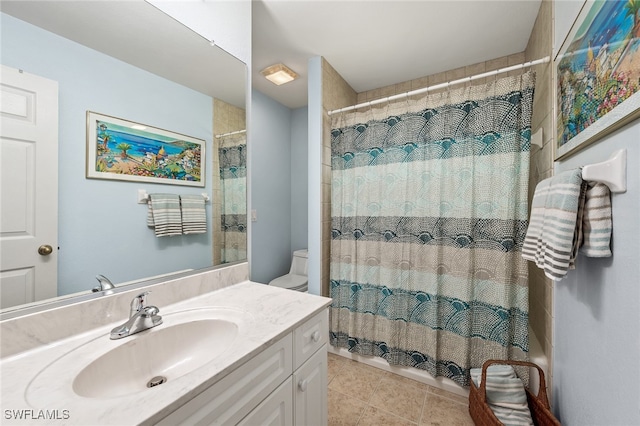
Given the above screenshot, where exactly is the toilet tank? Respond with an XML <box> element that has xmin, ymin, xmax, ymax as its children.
<box><xmin>290</xmin><ymin>249</ymin><xmax>308</xmax><ymax>276</ymax></box>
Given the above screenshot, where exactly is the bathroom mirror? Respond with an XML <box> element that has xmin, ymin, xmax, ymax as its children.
<box><xmin>0</xmin><ymin>1</ymin><xmax>247</xmax><ymax>312</ymax></box>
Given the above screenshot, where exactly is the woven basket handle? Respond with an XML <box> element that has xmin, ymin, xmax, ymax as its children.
<box><xmin>478</xmin><ymin>359</ymin><xmax>551</xmax><ymax>409</ymax></box>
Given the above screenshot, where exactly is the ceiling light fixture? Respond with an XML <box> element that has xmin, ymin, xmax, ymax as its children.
<box><xmin>261</xmin><ymin>63</ymin><xmax>297</xmax><ymax>85</ymax></box>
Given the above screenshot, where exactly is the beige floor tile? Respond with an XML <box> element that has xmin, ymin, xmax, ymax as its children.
<box><xmin>343</xmin><ymin>358</ymin><xmax>385</xmax><ymax>375</ymax></box>
<box><xmin>427</xmin><ymin>386</ymin><xmax>469</xmax><ymax>405</ymax></box>
<box><xmin>328</xmin><ymin>353</ymin><xmax>347</xmax><ymax>384</ymax></box>
<box><xmin>329</xmin><ymin>359</ymin><xmax>385</xmax><ymax>403</ymax></box>
<box><xmin>420</xmin><ymin>394</ymin><xmax>474</xmax><ymax>426</ymax></box>
<box><xmin>329</xmin><ymin>355</ymin><xmax>474</xmax><ymax>426</ymax></box>
<box><xmin>357</xmin><ymin>406</ymin><xmax>417</xmax><ymax>426</ymax></box>
<box><xmin>369</xmin><ymin>376</ymin><xmax>427</xmax><ymax>422</ymax></box>
<box><xmin>328</xmin><ymin>388</ymin><xmax>367</xmax><ymax>426</ymax></box>
<box><xmin>383</xmin><ymin>371</ymin><xmax>431</xmax><ymax>390</ymax></box>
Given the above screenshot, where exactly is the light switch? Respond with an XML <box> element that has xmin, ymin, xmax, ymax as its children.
<box><xmin>251</xmin><ymin>209</ymin><xmax>257</xmax><ymax>222</ymax></box>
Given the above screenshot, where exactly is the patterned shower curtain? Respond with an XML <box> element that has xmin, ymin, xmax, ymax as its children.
<box><xmin>218</xmin><ymin>133</ymin><xmax>247</xmax><ymax>263</ymax></box>
<box><xmin>329</xmin><ymin>72</ymin><xmax>535</xmax><ymax>387</ymax></box>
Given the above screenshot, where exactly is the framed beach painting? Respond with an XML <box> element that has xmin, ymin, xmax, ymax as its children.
<box><xmin>555</xmin><ymin>0</ymin><xmax>640</xmax><ymax>160</ymax></box>
<box><xmin>86</xmin><ymin>112</ymin><xmax>205</xmax><ymax>187</ymax></box>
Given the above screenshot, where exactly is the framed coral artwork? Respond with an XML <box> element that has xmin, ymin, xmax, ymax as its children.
<box><xmin>86</xmin><ymin>111</ymin><xmax>205</xmax><ymax>187</ymax></box>
<box><xmin>555</xmin><ymin>0</ymin><xmax>640</xmax><ymax>160</ymax></box>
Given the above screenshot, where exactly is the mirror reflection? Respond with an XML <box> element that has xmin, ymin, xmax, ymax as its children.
<box><xmin>0</xmin><ymin>1</ymin><xmax>247</xmax><ymax>311</ymax></box>
<box><xmin>213</xmin><ymin>100</ymin><xmax>247</xmax><ymax>264</ymax></box>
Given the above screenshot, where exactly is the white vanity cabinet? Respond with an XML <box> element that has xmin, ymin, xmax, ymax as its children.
<box><xmin>155</xmin><ymin>309</ymin><xmax>328</xmax><ymax>426</ymax></box>
<box><xmin>293</xmin><ymin>345</ymin><xmax>327</xmax><ymax>426</ymax></box>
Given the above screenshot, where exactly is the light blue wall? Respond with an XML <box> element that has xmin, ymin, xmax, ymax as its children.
<box><xmin>553</xmin><ymin>119</ymin><xmax>640</xmax><ymax>425</ymax></box>
<box><xmin>249</xmin><ymin>89</ymin><xmax>292</xmax><ymax>283</ymax></box>
<box><xmin>1</xmin><ymin>13</ymin><xmax>213</xmax><ymax>295</ymax></box>
<box><xmin>307</xmin><ymin>57</ymin><xmax>323</xmax><ymax>296</ymax></box>
<box><xmin>291</xmin><ymin>106</ymin><xmax>308</xmax><ymax>251</ymax></box>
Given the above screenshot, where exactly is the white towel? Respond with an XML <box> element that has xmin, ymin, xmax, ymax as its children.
<box><xmin>147</xmin><ymin>193</ymin><xmax>182</xmax><ymax>237</ymax></box>
<box><xmin>180</xmin><ymin>195</ymin><xmax>207</xmax><ymax>234</ymax></box>
<box><xmin>522</xmin><ymin>169</ymin><xmax>586</xmax><ymax>280</ymax></box>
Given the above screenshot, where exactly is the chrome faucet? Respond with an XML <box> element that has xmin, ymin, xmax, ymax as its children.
<box><xmin>92</xmin><ymin>274</ymin><xmax>115</xmax><ymax>293</ymax></box>
<box><xmin>110</xmin><ymin>291</ymin><xmax>163</xmax><ymax>339</ymax></box>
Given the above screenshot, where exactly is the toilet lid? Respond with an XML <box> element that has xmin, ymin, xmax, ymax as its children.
<box><xmin>270</xmin><ymin>274</ymin><xmax>308</xmax><ymax>291</ymax></box>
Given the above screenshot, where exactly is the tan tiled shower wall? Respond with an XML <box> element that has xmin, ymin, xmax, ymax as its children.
<box><xmin>213</xmin><ymin>98</ymin><xmax>247</xmax><ymax>265</ymax></box>
<box><xmin>355</xmin><ymin>53</ymin><xmax>528</xmax><ymax>104</ymax></box>
<box><xmin>524</xmin><ymin>0</ymin><xmax>554</xmax><ymax>393</ymax></box>
<box><xmin>321</xmin><ymin>59</ymin><xmax>357</xmax><ymax>297</ymax></box>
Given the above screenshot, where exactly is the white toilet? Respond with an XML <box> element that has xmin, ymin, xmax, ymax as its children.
<box><xmin>269</xmin><ymin>249</ymin><xmax>308</xmax><ymax>292</ymax></box>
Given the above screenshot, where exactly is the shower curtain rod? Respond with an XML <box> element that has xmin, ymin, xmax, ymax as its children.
<box><xmin>327</xmin><ymin>56</ymin><xmax>550</xmax><ymax>116</ymax></box>
<box><xmin>215</xmin><ymin>129</ymin><xmax>246</xmax><ymax>138</ymax></box>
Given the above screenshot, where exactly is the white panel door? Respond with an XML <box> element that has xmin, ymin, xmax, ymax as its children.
<box><xmin>0</xmin><ymin>65</ymin><xmax>58</xmax><ymax>309</ymax></box>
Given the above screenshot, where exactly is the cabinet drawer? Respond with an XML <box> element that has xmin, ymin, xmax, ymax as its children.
<box><xmin>156</xmin><ymin>334</ymin><xmax>292</xmax><ymax>426</ymax></box>
<box><xmin>293</xmin><ymin>309</ymin><xmax>328</xmax><ymax>370</ymax></box>
<box><xmin>237</xmin><ymin>377</ymin><xmax>293</xmax><ymax>426</ymax></box>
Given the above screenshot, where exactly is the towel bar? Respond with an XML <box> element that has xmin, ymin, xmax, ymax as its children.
<box><xmin>581</xmin><ymin>149</ymin><xmax>627</xmax><ymax>193</ymax></box>
<box><xmin>137</xmin><ymin>189</ymin><xmax>210</xmax><ymax>204</ymax></box>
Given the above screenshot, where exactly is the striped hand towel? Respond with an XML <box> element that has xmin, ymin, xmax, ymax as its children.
<box><xmin>180</xmin><ymin>195</ymin><xmax>207</xmax><ymax>234</ymax></box>
<box><xmin>579</xmin><ymin>182</ymin><xmax>612</xmax><ymax>257</ymax></box>
<box><xmin>147</xmin><ymin>193</ymin><xmax>182</xmax><ymax>237</ymax></box>
<box><xmin>470</xmin><ymin>365</ymin><xmax>534</xmax><ymax>426</ymax></box>
<box><xmin>522</xmin><ymin>169</ymin><xmax>586</xmax><ymax>280</ymax></box>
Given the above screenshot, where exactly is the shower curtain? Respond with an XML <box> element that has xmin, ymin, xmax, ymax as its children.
<box><xmin>218</xmin><ymin>133</ymin><xmax>247</xmax><ymax>263</ymax></box>
<box><xmin>329</xmin><ymin>72</ymin><xmax>534</xmax><ymax>387</ymax></box>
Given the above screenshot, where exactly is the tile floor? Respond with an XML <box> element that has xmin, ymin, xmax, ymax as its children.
<box><xmin>327</xmin><ymin>353</ymin><xmax>474</xmax><ymax>426</ymax></box>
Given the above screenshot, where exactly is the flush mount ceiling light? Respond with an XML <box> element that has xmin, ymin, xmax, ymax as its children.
<box><xmin>261</xmin><ymin>63</ymin><xmax>298</xmax><ymax>85</ymax></box>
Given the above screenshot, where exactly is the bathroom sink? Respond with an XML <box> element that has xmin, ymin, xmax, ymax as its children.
<box><xmin>73</xmin><ymin>318</ymin><xmax>237</xmax><ymax>398</ymax></box>
<box><xmin>26</xmin><ymin>307</ymin><xmax>247</xmax><ymax>403</ymax></box>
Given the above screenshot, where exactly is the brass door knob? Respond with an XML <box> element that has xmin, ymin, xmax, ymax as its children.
<box><xmin>38</xmin><ymin>245</ymin><xmax>53</xmax><ymax>256</ymax></box>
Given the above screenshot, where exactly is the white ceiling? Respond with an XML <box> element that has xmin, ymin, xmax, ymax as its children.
<box><xmin>252</xmin><ymin>0</ymin><xmax>543</xmax><ymax>109</ymax></box>
<box><xmin>2</xmin><ymin>1</ymin><xmax>543</xmax><ymax>111</ymax></box>
<box><xmin>0</xmin><ymin>0</ymin><xmax>246</xmax><ymax>108</ymax></box>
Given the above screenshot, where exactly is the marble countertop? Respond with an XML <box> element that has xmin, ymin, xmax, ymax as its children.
<box><xmin>0</xmin><ymin>281</ymin><xmax>331</xmax><ymax>425</ymax></box>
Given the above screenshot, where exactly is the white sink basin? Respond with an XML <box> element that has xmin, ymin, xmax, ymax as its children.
<box><xmin>74</xmin><ymin>318</ymin><xmax>237</xmax><ymax>398</ymax></box>
<box><xmin>26</xmin><ymin>307</ymin><xmax>247</xmax><ymax>403</ymax></box>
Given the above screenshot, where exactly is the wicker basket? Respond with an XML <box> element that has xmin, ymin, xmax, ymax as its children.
<box><xmin>469</xmin><ymin>359</ymin><xmax>561</xmax><ymax>426</ymax></box>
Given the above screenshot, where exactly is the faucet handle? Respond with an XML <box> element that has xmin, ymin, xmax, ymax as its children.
<box><xmin>130</xmin><ymin>291</ymin><xmax>150</xmax><ymax>317</ymax></box>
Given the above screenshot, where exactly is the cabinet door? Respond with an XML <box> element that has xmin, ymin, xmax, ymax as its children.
<box><xmin>238</xmin><ymin>377</ymin><xmax>293</xmax><ymax>426</ymax></box>
<box><xmin>293</xmin><ymin>344</ymin><xmax>327</xmax><ymax>426</ymax></box>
